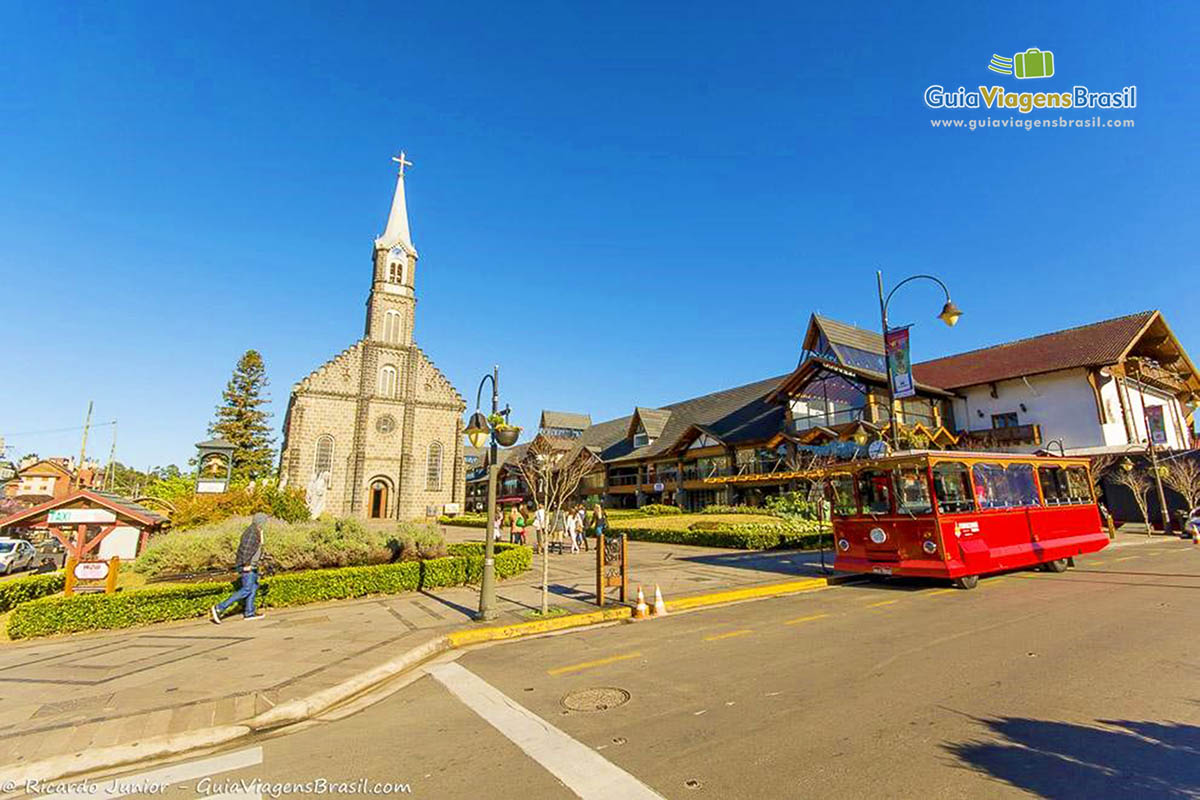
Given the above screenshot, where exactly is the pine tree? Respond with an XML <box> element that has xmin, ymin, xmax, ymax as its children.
<box><xmin>209</xmin><ymin>350</ymin><xmax>276</xmax><ymax>482</ymax></box>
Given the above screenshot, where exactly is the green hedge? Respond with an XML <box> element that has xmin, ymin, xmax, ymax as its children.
<box><xmin>613</xmin><ymin>521</ymin><xmax>826</xmax><ymax>551</ymax></box>
<box><xmin>7</xmin><ymin>543</ymin><xmax>531</xmax><ymax>640</ymax></box>
<box><xmin>639</xmin><ymin>503</ymin><xmax>682</xmax><ymax>516</ymax></box>
<box><xmin>439</xmin><ymin>514</ymin><xmax>487</xmax><ymax>528</ymax></box>
<box><xmin>0</xmin><ymin>571</ymin><xmax>65</xmax><ymax>613</ymax></box>
<box><xmin>700</xmin><ymin>504</ymin><xmax>781</xmax><ymax>516</ymax></box>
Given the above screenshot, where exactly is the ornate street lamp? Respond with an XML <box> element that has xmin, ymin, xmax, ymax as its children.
<box><xmin>464</xmin><ymin>366</ymin><xmax>515</xmax><ymax>621</ymax></box>
<box><xmin>877</xmin><ymin>271</ymin><xmax>963</xmax><ymax>450</ymax></box>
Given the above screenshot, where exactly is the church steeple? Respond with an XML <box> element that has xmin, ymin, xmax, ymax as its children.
<box><xmin>375</xmin><ymin>151</ymin><xmax>416</xmax><ymax>255</ymax></box>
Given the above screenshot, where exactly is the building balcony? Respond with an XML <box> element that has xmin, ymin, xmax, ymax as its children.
<box><xmin>607</xmin><ymin>474</ymin><xmax>639</xmax><ymax>486</ymax></box>
<box><xmin>960</xmin><ymin>423</ymin><xmax>1042</xmax><ymax>448</ymax></box>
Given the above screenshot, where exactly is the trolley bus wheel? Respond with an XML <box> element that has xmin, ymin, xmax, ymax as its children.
<box><xmin>953</xmin><ymin>574</ymin><xmax>979</xmax><ymax>590</ymax></box>
<box><xmin>1045</xmin><ymin>558</ymin><xmax>1069</xmax><ymax>573</ymax></box>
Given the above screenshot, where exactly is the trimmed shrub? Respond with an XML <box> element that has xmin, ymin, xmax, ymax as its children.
<box><xmin>0</xmin><ymin>571</ymin><xmax>65</xmax><ymax>612</ymax></box>
<box><xmin>134</xmin><ymin>518</ymin><xmax>444</xmax><ymax>578</ymax></box>
<box><xmin>700</xmin><ymin>504</ymin><xmax>780</xmax><ymax>516</ymax></box>
<box><xmin>169</xmin><ymin>481</ymin><xmax>310</xmax><ymax>530</ymax></box>
<box><xmin>613</xmin><ymin>520</ymin><xmax>824</xmax><ymax>551</ymax></box>
<box><xmin>439</xmin><ymin>514</ymin><xmax>487</xmax><ymax>528</ymax></box>
<box><xmin>640</xmin><ymin>504</ymin><xmax>682</xmax><ymax>516</ymax></box>
<box><xmin>8</xmin><ymin>543</ymin><xmax>532</xmax><ymax>639</ymax></box>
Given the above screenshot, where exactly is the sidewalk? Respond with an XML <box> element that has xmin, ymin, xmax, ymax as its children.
<box><xmin>0</xmin><ymin>531</ymin><xmax>839</xmax><ymax>772</ymax></box>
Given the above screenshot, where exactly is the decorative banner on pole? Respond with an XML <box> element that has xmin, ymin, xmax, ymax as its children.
<box><xmin>1145</xmin><ymin>404</ymin><xmax>1168</xmax><ymax>445</ymax></box>
<box><xmin>885</xmin><ymin>326</ymin><xmax>915</xmax><ymax>399</ymax></box>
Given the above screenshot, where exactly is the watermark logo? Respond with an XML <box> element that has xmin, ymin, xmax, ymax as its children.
<box><xmin>990</xmin><ymin>48</ymin><xmax>1056</xmax><ymax>79</ymax></box>
<box><xmin>925</xmin><ymin>47</ymin><xmax>1136</xmax><ymax>119</ymax></box>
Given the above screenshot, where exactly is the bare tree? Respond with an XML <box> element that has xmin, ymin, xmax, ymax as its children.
<box><xmin>514</xmin><ymin>435</ymin><xmax>599</xmax><ymax>614</ymax></box>
<box><xmin>1109</xmin><ymin>465</ymin><xmax>1153</xmax><ymax>535</ymax></box>
<box><xmin>1162</xmin><ymin>456</ymin><xmax>1200</xmax><ymax>511</ymax></box>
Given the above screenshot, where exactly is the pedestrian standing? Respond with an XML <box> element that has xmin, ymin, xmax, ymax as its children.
<box><xmin>576</xmin><ymin>505</ymin><xmax>589</xmax><ymax>552</ymax></box>
<box><xmin>590</xmin><ymin>503</ymin><xmax>607</xmax><ymax>544</ymax></box>
<box><xmin>210</xmin><ymin>513</ymin><xmax>268</xmax><ymax>623</ymax></box>
<box><xmin>515</xmin><ymin>505</ymin><xmax>528</xmax><ymax>545</ymax></box>
<box><xmin>503</xmin><ymin>507</ymin><xmax>516</xmax><ymax>544</ymax></box>
<box><xmin>565</xmin><ymin>505</ymin><xmax>579</xmax><ymax>553</ymax></box>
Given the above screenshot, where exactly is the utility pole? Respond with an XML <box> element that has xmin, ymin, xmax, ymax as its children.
<box><xmin>76</xmin><ymin>401</ymin><xmax>93</xmax><ymax>489</ymax></box>
<box><xmin>105</xmin><ymin>421</ymin><xmax>118</xmax><ymax>491</ymax></box>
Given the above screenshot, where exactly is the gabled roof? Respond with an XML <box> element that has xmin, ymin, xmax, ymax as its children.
<box><xmin>0</xmin><ymin>489</ymin><xmax>168</xmax><ymax>530</ymax></box>
<box><xmin>540</xmin><ymin>411</ymin><xmax>592</xmax><ymax>430</ymax></box>
<box><xmin>627</xmin><ymin>408</ymin><xmax>672</xmax><ymax>440</ymax></box>
<box><xmin>912</xmin><ymin>311</ymin><xmax>1158</xmax><ymax>390</ymax></box>
<box><xmin>768</xmin><ymin>356</ymin><xmax>954</xmax><ymax>402</ymax></box>
<box><xmin>16</xmin><ymin>459</ymin><xmax>73</xmax><ymax>478</ymax></box>
<box><xmin>806</xmin><ymin>315</ymin><xmax>885</xmax><ymax>359</ymax></box>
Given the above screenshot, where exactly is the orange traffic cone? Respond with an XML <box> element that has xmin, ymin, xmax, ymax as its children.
<box><xmin>653</xmin><ymin>584</ymin><xmax>669</xmax><ymax>616</ymax></box>
<box><xmin>634</xmin><ymin>586</ymin><xmax>649</xmax><ymax>619</ymax></box>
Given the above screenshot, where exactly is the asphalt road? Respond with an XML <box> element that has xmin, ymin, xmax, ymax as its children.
<box><xmin>50</xmin><ymin>538</ymin><xmax>1200</xmax><ymax>800</ymax></box>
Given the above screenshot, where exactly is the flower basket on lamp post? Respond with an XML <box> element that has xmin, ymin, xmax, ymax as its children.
<box><xmin>495</xmin><ymin>426</ymin><xmax>521</xmax><ymax>447</ymax></box>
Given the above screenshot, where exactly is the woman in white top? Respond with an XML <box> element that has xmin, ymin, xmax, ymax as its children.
<box><xmin>565</xmin><ymin>507</ymin><xmax>579</xmax><ymax>553</ymax></box>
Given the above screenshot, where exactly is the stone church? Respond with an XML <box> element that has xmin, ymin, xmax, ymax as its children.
<box><xmin>280</xmin><ymin>155</ymin><xmax>466</xmax><ymax>519</ymax></box>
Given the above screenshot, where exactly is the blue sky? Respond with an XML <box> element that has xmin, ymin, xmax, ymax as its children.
<box><xmin>1</xmin><ymin>2</ymin><xmax>1196</xmax><ymax>469</ymax></box>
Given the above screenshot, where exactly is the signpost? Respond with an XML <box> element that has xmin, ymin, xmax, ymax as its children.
<box><xmin>1145</xmin><ymin>405</ymin><xmax>1168</xmax><ymax>446</ymax></box>
<box><xmin>595</xmin><ymin>532</ymin><xmax>627</xmax><ymax>607</ymax></box>
<box><xmin>64</xmin><ymin>555</ymin><xmax>119</xmax><ymax>596</ymax></box>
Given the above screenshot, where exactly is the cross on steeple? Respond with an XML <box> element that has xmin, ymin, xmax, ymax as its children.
<box><xmin>391</xmin><ymin>150</ymin><xmax>413</xmax><ymax>176</ymax></box>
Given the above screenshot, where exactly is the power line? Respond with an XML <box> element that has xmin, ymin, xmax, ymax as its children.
<box><xmin>0</xmin><ymin>421</ymin><xmax>118</xmax><ymax>438</ymax></box>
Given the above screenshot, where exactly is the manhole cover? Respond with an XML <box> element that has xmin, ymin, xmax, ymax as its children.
<box><xmin>561</xmin><ymin>687</ymin><xmax>630</xmax><ymax>712</ymax></box>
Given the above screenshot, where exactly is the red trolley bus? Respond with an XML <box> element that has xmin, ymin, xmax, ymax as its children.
<box><xmin>829</xmin><ymin>451</ymin><xmax>1108</xmax><ymax>589</ymax></box>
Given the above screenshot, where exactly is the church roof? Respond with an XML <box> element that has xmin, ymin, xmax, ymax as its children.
<box><xmin>375</xmin><ymin>153</ymin><xmax>416</xmax><ymax>254</ymax></box>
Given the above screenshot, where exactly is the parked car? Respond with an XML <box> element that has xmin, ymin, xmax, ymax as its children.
<box><xmin>0</xmin><ymin>538</ymin><xmax>37</xmax><ymax>574</ymax></box>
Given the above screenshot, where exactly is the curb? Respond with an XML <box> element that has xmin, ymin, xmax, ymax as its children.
<box><xmin>0</xmin><ymin>573</ymin><xmax>848</xmax><ymax>789</ymax></box>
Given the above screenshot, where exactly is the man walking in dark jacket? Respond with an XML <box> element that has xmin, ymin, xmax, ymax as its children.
<box><xmin>210</xmin><ymin>513</ymin><xmax>267</xmax><ymax>623</ymax></box>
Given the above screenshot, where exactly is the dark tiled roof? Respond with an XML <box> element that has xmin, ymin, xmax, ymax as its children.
<box><xmin>539</xmin><ymin>411</ymin><xmax>592</xmax><ymax>430</ymax></box>
<box><xmin>632</xmin><ymin>408</ymin><xmax>672</xmax><ymax>439</ymax></box>
<box><xmin>814</xmin><ymin>314</ymin><xmax>884</xmax><ymax>356</ymax></box>
<box><xmin>912</xmin><ymin>311</ymin><xmax>1156</xmax><ymax>390</ymax></box>
<box><xmin>582</xmin><ymin>374</ymin><xmax>789</xmax><ymax>464</ymax></box>
<box><xmin>91</xmin><ymin>491</ymin><xmax>169</xmax><ymax>524</ymax></box>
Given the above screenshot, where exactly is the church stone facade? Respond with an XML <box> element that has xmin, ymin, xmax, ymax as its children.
<box><xmin>279</xmin><ymin>156</ymin><xmax>466</xmax><ymax>520</ymax></box>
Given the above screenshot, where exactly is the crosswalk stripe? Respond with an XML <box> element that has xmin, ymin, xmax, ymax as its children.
<box><xmin>428</xmin><ymin>662</ymin><xmax>665</xmax><ymax>799</ymax></box>
<box><xmin>42</xmin><ymin>747</ymin><xmax>263</xmax><ymax>799</ymax></box>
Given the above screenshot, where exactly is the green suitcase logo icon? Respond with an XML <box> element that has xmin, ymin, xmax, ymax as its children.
<box><xmin>1014</xmin><ymin>48</ymin><xmax>1054</xmax><ymax>79</ymax></box>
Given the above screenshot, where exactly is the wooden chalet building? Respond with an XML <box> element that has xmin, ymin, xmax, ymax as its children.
<box><xmin>464</xmin><ymin>311</ymin><xmax>1198</xmax><ymax>512</ymax></box>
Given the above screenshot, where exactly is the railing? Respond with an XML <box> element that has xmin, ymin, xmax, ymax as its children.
<box><xmin>607</xmin><ymin>474</ymin><xmax>639</xmax><ymax>486</ymax></box>
<box><xmin>961</xmin><ymin>424</ymin><xmax>1042</xmax><ymax>446</ymax></box>
<box><xmin>681</xmin><ymin>465</ymin><xmax>732</xmax><ymax>482</ymax></box>
<box><xmin>789</xmin><ymin>404</ymin><xmax>940</xmax><ymax>434</ymax></box>
<box><xmin>643</xmin><ymin>472</ymin><xmax>679</xmax><ymax>486</ymax></box>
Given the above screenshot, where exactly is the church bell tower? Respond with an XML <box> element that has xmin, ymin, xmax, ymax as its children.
<box><xmin>366</xmin><ymin>151</ymin><xmax>418</xmax><ymax>348</ymax></box>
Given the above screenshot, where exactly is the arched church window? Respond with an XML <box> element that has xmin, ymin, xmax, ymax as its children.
<box><xmin>426</xmin><ymin>442</ymin><xmax>443</xmax><ymax>491</ymax></box>
<box><xmin>388</xmin><ymin>259</ymin><xmax>406</xmax><ymax>284</ymax></box>
<box><xmin>314</xmin><ymin>435</ymin><xmax>334</xmax><ymax>475</ymax></box>
<box><xmin>379</xmin><ymin>365</ymin><xmax>398</xmax><ymax>398</ymax></box>
<box><xmin>383</xmin><ymin>310</ymin><xmax>402</xmax><ymax>343</ymax></box>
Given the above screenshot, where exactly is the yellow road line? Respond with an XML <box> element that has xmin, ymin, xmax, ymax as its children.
<box><xmin>547</xmin><ymin>651</ymin><xmax>642</xmax><ymax>676</ymax></box>
<box><xmin>867</xmin><ymin>599</ymin><xmax>899</xmax><ymax>608</ymax></box>
<box><xmin>1113</xmin><ymin>555</ymin><xmax>1138</xmax><ymax>562</ymax></box>
<box><xmin>785</xmin><ymin>613</ymin><xmax>830</xmax><ymax>625</ymax></box>
<box><xmin>667</xmin><ymin>578</ymin><xmax>830</xmax><ymax>612</ymax></box>
<box><xmin>704</xmin><ymin>629</ymin><xmax>754</xmax><ymax>641</ymax></box>
<box><xmin>927</xmin><ymin>588</ymin><xmax>957</xmax><ymax>596</ymax></box>
<box><xmin>1086</xmin><ymin>560</ymin><xmax>1107</xmax><ymax>566</ymax></box>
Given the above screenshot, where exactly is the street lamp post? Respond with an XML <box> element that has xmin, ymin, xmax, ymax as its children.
<box><xmin>877</xmin><ymin>271</ymin><xmax>962</xmax><ymax>450</ymax></box>
<box><xmin>463</xmin><ymin>365</ymin><xmax>511</xmax><ymax>621</ymax></box>
<box><xmin>1128</xmin><ymin>358</ymin><xmax>1172</xmax><ymax>534</ymax></box>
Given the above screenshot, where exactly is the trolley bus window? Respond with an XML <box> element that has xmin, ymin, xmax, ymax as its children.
<box><xmin>1037</xmin><ymin>466</ymin><xmax>1070</xmax><ymax>505</ymax></box>
<box><xmin>895</xmin><ymin>468</ymin><xmax>933</xmax><ymax>514</ymax></box>
<box><xmin>932</xmin><ymin>462</ymin><xmax>976</xmax><ymax>513</ymax></box>
<box><xmin>1065</xmin><ymin>466</ymin><xmax>1092</xmax><ymax>503</ymax></box>
<box><xmin>827</xmin><ymin>474</ymin><xmax>857</xmax><ymax>516</ymax></box>
<box><xmin>972</xmin><ymin>462</ymin><xmax>1040</xmax><ymax>509</ymax></box>
<box><xmin>857</xmin><ymin>470</ymin><xmax>892</xmax><ymax>514</ymax></box>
